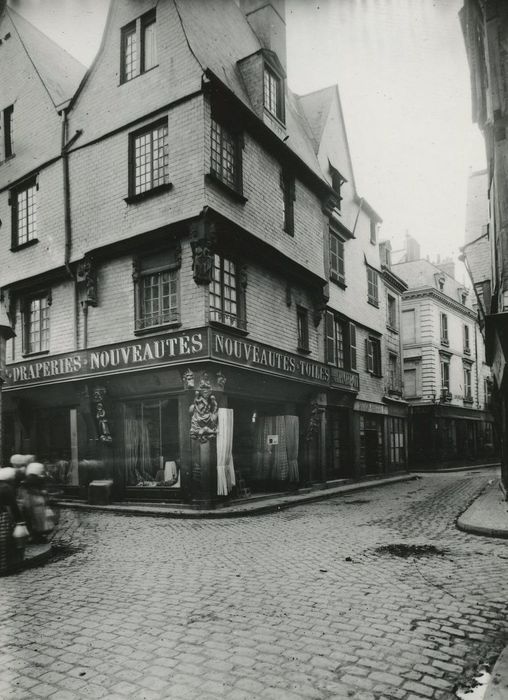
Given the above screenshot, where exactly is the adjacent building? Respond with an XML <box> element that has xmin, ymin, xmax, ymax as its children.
<box><xmin>461</xmin><ymin>0</ymin><xmax>508</xmax><ymax>491</ymax></box>
<box><xmin>0</xmin><ymin>0</ymin><xmax>408</xmax><ymax>506</ymax></box>
<box><xmin>394</xmin><ymin>237</ymin><xmax>496</xmax><ymax>468</ymax></box>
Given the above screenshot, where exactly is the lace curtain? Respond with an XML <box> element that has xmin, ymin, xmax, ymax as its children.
<box><xmin>217</xmin><ymin>408</ymin><xmax>236</xmax><ymax>495</ymax></box>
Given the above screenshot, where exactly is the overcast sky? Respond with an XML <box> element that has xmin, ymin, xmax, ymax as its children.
<box><xmin>9</xmin><ymin>0</ymin><xmax>486</xmax><ymax>267</ymax></box>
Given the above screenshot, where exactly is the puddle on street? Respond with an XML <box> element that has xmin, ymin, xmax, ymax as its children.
<box><xmin>374</xmin><ymin>543</ymin><xmax>446</xmax><ymax>558</ymax></box>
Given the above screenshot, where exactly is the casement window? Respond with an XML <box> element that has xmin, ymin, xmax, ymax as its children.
<box><xmin>404</xmin><ymin>368</ymin><xmax>417</xmax><ymax>397</ymax></box>
<box><xmin>210</xmin><ymin>254</ymin><xmax>246</xmax><ymax>330</ymax></box>
<box><xmin>280</xmin><ymin>169</ymin><xmax>295</xmax><ymax>235</ymax></box>
<box><xmin>325</xmin><ymin>311</ymin><xmax>356</xmax><ymax>370</ymax></box>
<box><xmin>440</xmin><ymin>313</ymin><xmax>449</xmax><ymax>345</ymax></box>
<box><xmin>388</xmin><ymin>353</ymin><xmax>399</xmax><ymax>391</ymax></box>
<box><xmin>367</xmin><ymin>267</ymin><xmax>379</xmax><ymax>306</ymax></box>
<box><xmin>11</xmin><ymin>177</ymin><xmax>37</xmax><ymax>248</ymax></box>
<box><xmin>329</xmin><ymin>231</ymin><xmax>345</xmax><ymax>285</ymax></box>
<box><xmin>3</xmin><ymin>105</ymin><xmax>13</xmax><ymax>159</ymax></box>
<box><xmin>329</xmin><ymin>164</ymin><xmax>345</xmax><ymax>210</ymax></box>
<box><xmin>297</xmin><ymin>306</ymin><xmax>309</xmax><ymax>352</ymax></box>
<box><xmin>121</xmin><ymin>10</ymin><xmax>157</xmax><ymax>83</ymax></box>
<box><xmin>365</xmin><ymin>336</ymin><xmax>382</xmax><ymax>376</ymax></box>
<box><xmin>210</xmin><ymin>118</ymin><xmax>242</xmax><ymax>194</ymax></box>
<box><xmin>463</xmin><ymin>364</ymin><xmax>472</xmax><ymax>401</ymax></box>
<box><xmin>264</xmin><ymin>64</ymin><xmax>284</xmax><ymax>122</ymax></box>
<box><xmin>387</xmin><ymin>294</ymin><xmax>397</xmax><ymax>329</ymax></box>
<box><xmin>463</xmin><ymin>324</ymin><xmax>471</xmax><ymax>354</ymax></box>
<box><xmin>133</xmin><ymin>249</ymin><xmax>180</xmax><ymax>333</ymax></box>
<box><xmin>23</xmin><ymin>293</ymin><xmax>50</xmax><ymax>355</ymax></box>
<box><xmin>129</xmin><ymin>120</ymin><xmax>169</xmax><ymax>197</ymax></box>
<box><xmin>440</xmin><ymin>355</ymin><xmax>450</xmax><ymax>393</ymax></box>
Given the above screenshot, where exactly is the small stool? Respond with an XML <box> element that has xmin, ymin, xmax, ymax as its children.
<box><xmin>88</xmin><ymin>479</ymin><xmax>113</xmax><ymax>505</ymax></box>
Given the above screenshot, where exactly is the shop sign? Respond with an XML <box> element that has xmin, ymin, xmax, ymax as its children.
<box><xmin>3</xmin><ymin>329</ymin><xmax>208</xmax><ymax>388</ymax></box>
<box><xmin>211</xmin><ymin>330</ymin><xmax>359</xmax><ymax>391</ymax></box>
<box><xmin>354</xmin><ymin>400</ymin><xmax>387</xmax><ymax>415</ymax></box>
<box><xmin>267</xmin><ymin>435</ymin><xmax>279</xmax><ymax>445</ymax></box>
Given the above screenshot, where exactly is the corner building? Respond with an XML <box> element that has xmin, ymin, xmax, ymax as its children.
<box><xmin>0</xmin><ymin>0</ymin><xmax>407</xmax><ymax>506</ymax></box>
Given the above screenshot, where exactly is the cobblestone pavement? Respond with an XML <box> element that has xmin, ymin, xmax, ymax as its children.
<box><xmin>1</xmin><ymin>470</ymin><xmax>507</xmax><ymax>700</ymax></box>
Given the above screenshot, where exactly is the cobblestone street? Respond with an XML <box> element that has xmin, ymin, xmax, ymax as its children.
<box><xmin>1</xmin><ymin>469</ymin><xmax>507</xmax><ymax>700</ymax></box>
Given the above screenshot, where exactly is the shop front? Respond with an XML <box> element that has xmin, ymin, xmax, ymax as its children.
<box><xmin>1</xmin><ymin>327</ymin><xmax>360</xmax><ymax>506</ymax></box>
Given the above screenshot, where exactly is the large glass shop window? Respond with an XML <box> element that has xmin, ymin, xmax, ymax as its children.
<box><xmin>124</xmin><ymin>399</ymin><xmax>180</xmax><ymax>487</ymax></box>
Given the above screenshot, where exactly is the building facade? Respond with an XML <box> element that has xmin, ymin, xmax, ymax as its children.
<box><xmin>394</xmin><ymin>238</ymin><xmax>496</xmax><ymax>468</ymax></box>
<box><xmin>461</xmin><ymin>0</ymin><xmax>508</xmax><ymax>491</ymax></box>
<box><xmin>0</xmin><ymin>0</ymin><xmax>408</xmax><ymax>506</ymax></box>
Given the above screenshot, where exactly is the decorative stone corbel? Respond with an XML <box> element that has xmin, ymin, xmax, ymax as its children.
<box><xmin>76</xmin><ymin>255</ymin><xmax>98</xmax><ymax>307</ymax></box>
<box><xmin>190</xmin><ymin>218</ymin><xmax>216</xmax><ymax>285</ymax></box>
<box><xmin>182</xmin><ymin>368</ymin><xmax>195</xmax><ymax>390</ymax></box>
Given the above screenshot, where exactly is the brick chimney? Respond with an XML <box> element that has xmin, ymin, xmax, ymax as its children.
<box><xmin>238</xmin><ymin>0</ymin><xmax>287</xmax><ymax>72</ymax></box>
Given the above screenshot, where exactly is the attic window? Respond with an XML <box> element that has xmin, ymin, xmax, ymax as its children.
<box><xmin>121</xmin><ymin>10</ymin><xmax>157</xmax><ymax>83</ymax></box>
<box><xmin>329</xmin><ymin>164</ymin><xmax>345</xmax><ymax>210</ymax></box>
<box><xmin>264</xmin><ymin>64</ymin><xmax>284</xmax><ymax>123</ymax></box>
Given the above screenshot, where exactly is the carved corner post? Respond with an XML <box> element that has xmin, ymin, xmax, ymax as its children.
<box><xmin>311</xmin><ymin>283</ymin><xmax>330</xmax><ymax>327</ymax></box>
<box><xmin>181</xmin><ymin>368</ymin><xmax>227</xmax><ymax>507</ymax></box>
<box><xmin>0</xmin><ymin>296</ymin><xmax>15</xmax><ymax>465</ymax></box>
<box><xmin>76</xmin><ymin>256</ymin><xmax>98</xmax><ymax>350</ymax></box>
<box><xmin>190</xmin><ymin>217</ymin><xmax>216</xmax><ymax>285</ymax></box>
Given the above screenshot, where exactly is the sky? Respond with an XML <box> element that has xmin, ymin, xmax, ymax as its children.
<box><xmin>8</xmin><ymin>0</ymin><xmax>486</xmax><ymax>266</ymax></box>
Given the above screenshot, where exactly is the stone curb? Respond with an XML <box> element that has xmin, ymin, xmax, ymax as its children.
<box><xmin>0</xmin><ymin>543</ymin><xmax>52</xmax><ymax>577</ymax></box>
<box><xmin>56</xmin><ymin>473</ymin><xmax>417</xmax><ymax>519</ymax></box>
<box><xmin>412</xmin><ymin>462</ymin><xmax>501</xmax><ymax>474</ymax></box>
<box><xmin>484</xmin><ymin>646</ymin><xmax>508</xmax><ymax>700</ymax></box>
<box><xmin>456</xmin><ymin>480</ymin><xmax>508</xmax><ymax>539</ymax></box>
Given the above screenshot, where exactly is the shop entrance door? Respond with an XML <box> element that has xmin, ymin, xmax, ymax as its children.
<box><xmin>326</xmin><ymin>408</ymin><xmax>352</xmax><ymax>479</ymax></box>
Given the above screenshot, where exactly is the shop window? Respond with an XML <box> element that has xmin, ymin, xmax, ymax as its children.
<box><xmin>463</xmin><ymin>364</ymin><xmax>472</xmax><ymax>402</ymax></box>
<box><xmin>210</xmin><ymin>254</ymin><xmax>246</xmax><ymax>330</ymax></box>
<box><xmin>329</xmin><ymin>231</ymin><xmax>345</xmax><ymax>285</ymax></box>
<box><xmin>210</xmin><ymin>117</ymin><xmax>243</xmax><ymax>195</ymax></box>
<box><xmin>365</xmin><ymin>336</ymin><xmax>382</xmax><ymax>376</ymax></box>
<box><xmin>124</xmin><ymin>399</ymin><xmax>180</xmax><ymax>487</ymax></box>
<box><xmin>134</xmin><ymin>249</ymin><xmax>180</xmax><ymax>332</ymax></box>
<box><xmin>129</xmin><ymin>120</ymin><xmax>169</xmax><ymax>198</ymax></box>
<box><xmin>11</xmin><ymin>176</ymin><xmax>38</xmax><ymax>249</ymax></box>
<box><xmin>463</xmin><ymin>324</ymin><xmax>471</xmax><ymax>354</ymax></box>
<box><xmin>280</xmin><ymin>168</ymin><xmax>295</xmax><ymax>235</ymax></box>
<box><xmin>440</xmin><ymin>313</ymin><xmax>449</xmax><ymax>345</ymax></box>
<box><xmin>264</xmin><ymin>64</ymin><xmax>284</xmax><ymax>122</ymax></box>
<box><xmin>325</xmin><ymin>311</ymin><xmax>355</xmax><ymax>370</ymax></box>
<box><xmin>121</xmin><ymin>10</ymin><xmax>157</xmax><ymax>83</ymax></box>
<box><xmin>22</xmin><ymin>292</ymin><xmax>50</xmax><ymax>355</ymax></box>
<box><xmin>387</xmin><ymin>294</ymin><xmax>397</xmax><ymax>329</ymax></box>
<box><xmin>296</xmin><ymin>306</ymin><xmax>309</xmax><ymax>352</ymax></box>
<box><xmin>367</xmin><ymin>267</ymin><xmax>379</xmax><ymax>306</ymax></box>
<box><xmin>402</xmin><ymin>308</ymin><xmax>416</xmax><ymax>343</ymax></box>
<box><xmin>3</xmin><ymin>104</ymin><xmax>13</xmax><ymax>160</ymax></box>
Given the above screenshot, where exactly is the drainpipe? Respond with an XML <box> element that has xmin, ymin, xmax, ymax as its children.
<box><xmin>61</xmin><ymin>111</ymin><xmax>82</xmax><ymax>346</ymax></box>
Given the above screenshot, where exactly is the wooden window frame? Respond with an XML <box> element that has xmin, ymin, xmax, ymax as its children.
<box><xmin>387</xmin><ymin>294</ymin><xmax>397</xmax><ymax>329</ymax></box>
<box><xmin>296</xmin><ymin>306</ymin><xmax>310</xmax><ymax>353</ymax></box>
<box><xmin>120</xmin><ymin>9</ymin><xmax>157</xmax><ymax>84</ymax></box>
<box><xmin>22</xmin><ymin>290</ymin><xmax>51</xmax><ymax>356</ymax></box>
<box><xmin>127</xmin><ymin>119</ymin><xmax>171</xmax><ymax>200</ymax></box>
<box><xmin>367</xmin><ymin>267</ymin><xmax>379</xmax><ymax>307</ymax></box>
<box><xmin>209</xmin><ymin>116</ymin><xmax>244</xmax><ymax>198</ymax></box>
<box><xmin>329</xmin><ymin>231</ymin><xmax>345</xmax><ymax>286</ymax></box>
<box><xmin>209</xmin><ymin>254</ymin><xmax>247</xmax><ymax>331</ymax></box>
<box><xmin>263</xmin><ymin>63</ymin><xmax>285</xmax><ymax>123</ymax></box>
<box><xmin>11</xmin><ymin>176</ymin><xmax>38</xmax><ymax>250</ymax></box>
<box><xmin>463</xmin><ymin>364</ymin><xmax>473</xmax><ymax>402</ymax></box>
<box><xmin>463</xmin><ymin>324</ymin><xmax>471</xmax><ymax>355</ymax></box>
<box><xmin>366</xmin><ymin>336</ymin><xmax>382</xmax><ymax>377</ymax></box>
<box><xmin>325</xmin><ymin>311</ymin><xmax>356</xmax><ymax>370</ymax></box>
<box><xmin>440</xmin><ymin>312</ymin><xmax>449</xmax><ymax>346</ymax></box>
<box><xmin>133</xmin><ymin>248</ymin><xmax>181</xmax><ymax>334</ymax></box>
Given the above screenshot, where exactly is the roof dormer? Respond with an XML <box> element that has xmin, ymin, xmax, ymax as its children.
<box><xmin>238</xmin><ymin>48</ymin><xmax>286</xmax><ymax>133</ymax></box>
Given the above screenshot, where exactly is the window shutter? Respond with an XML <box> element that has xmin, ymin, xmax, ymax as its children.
<box><xmin>365</xmin><ymin>338</ymin><xmax>373</xmax><ymax>373</ymax></box>
<box><xmin>349</xmin><ymin>322</ymin><xmax>357</xmax><ymax>369</ymax></box>
<box><xmin>326</xmin><ymin>311</ymin><xmax>336</xmax><ymax>364</ymax></box>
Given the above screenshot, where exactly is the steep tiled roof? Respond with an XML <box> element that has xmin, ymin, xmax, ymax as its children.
<box><xmin>465</xmin><ymin>235</ymin><xmax>491</xmax><ymax>285</ymax></box>
<box><xmin>297</xmin><ymin>86</ymin><xmax>335</xmax><ymax>152</ymax></box>
<box><xmin>7</xmin><ymin>7</ymin><xmax>86</xmax><ymax>109</ymax></box>
<box><xmin>175</xmin><ymin>0</ymin><xmax>324</xmax><ymax>178</ymax></box>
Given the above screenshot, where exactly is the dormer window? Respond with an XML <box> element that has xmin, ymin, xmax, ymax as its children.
<box><xmin>121</xmin><ymin>10</ymin><xmax>157</xmax><ymax>83</ymax></box>
<box><xmin>329</xmin><ymin>163</ymin><xmax>345</xmax><ymax>211</ymax></box>
<box><xmin>263</xmin><ymin>64</ymin><xmax>284</xmax><ymax>122</ymax></box>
